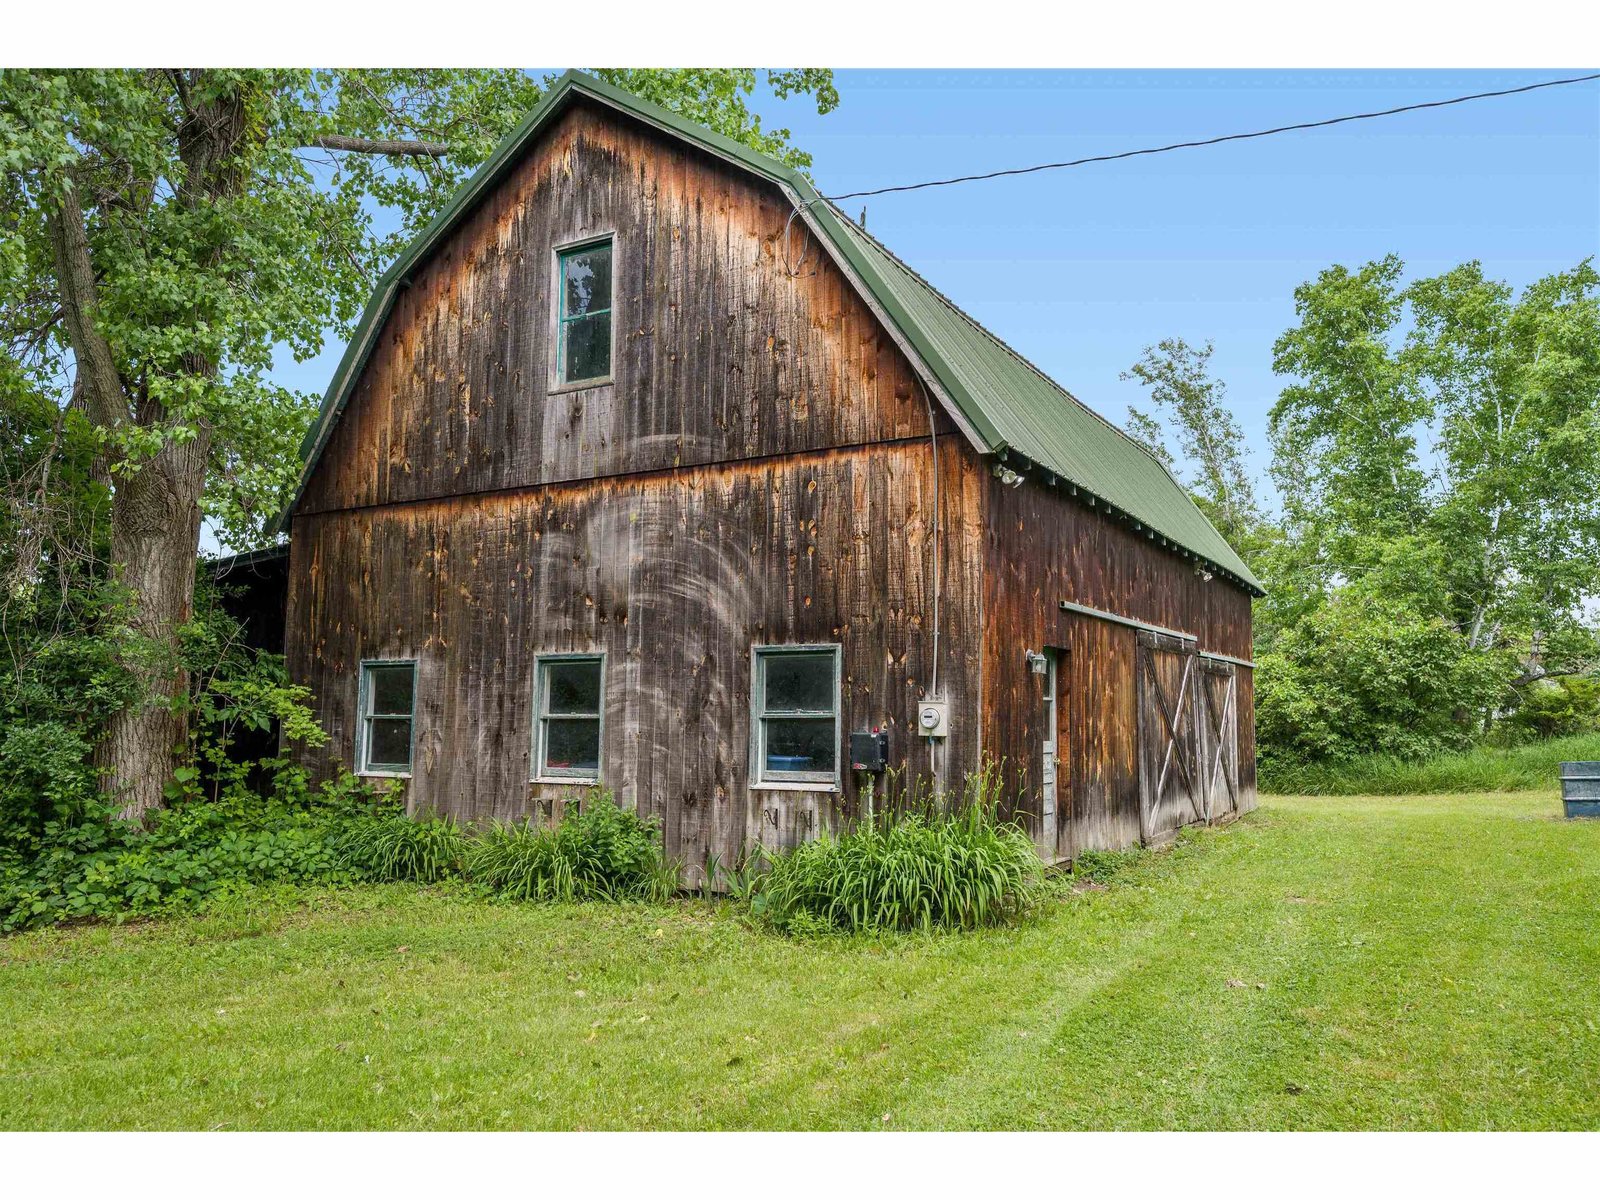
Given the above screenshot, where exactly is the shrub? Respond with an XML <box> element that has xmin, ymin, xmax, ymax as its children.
<box><xmin>0</xmin><ymin>721</ymin><xmax>100</xmax><ymax>849</ymax></box>
<box><xmin>0</xmin><ymin>770</ymin><xmax>384</xmax><ymax>932</ymax></box>
<box><xmin>1255</xmin><ymin>594</ymin><xmax>1513</xmax><ymax>770</ymax></box>
<box><xmin>337</xmin><ymin>808</ymin><xmax>468</xmax><ymax>883</ymax></box>
<box><xmin>750</xmin><ymin>771</ymin><xmax>1044</xmax><ymax>935</ymax></box>
<box><xmin>1507</xmin><ymin>677</ymin><xmax>1600</xmax><ymax>741</ymax></box>
<box><xmin>465</xmin><ymin>790</ymin><xmax>676</xmax><ymax>902</ymax></box>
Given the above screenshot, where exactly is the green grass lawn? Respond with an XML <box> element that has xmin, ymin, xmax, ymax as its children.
<box><xmin>3</xmin><ymin>791</ymin><xmax>1597</xmax><ymax>1130</ymax></box>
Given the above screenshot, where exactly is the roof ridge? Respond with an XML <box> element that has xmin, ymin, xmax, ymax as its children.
<box><xmin>275</xmin><ymin>72</ymin><xmax>1258</xmax><ymax>591</ymax></box>
<box><xmin>821</xmin><ymin>201</ymin><xmax>1180</xmax><ymax>479</ymax></box>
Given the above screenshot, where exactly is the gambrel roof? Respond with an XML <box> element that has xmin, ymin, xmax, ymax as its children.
<box><xmin>278</xmin><ymin>70</ymin><xmax>1261</xmax><ymax>594</ymax></box>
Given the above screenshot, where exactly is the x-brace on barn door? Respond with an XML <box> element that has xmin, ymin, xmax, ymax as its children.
<box><xmin>1136</xmin><ymin>629</ymin><xmax>1202</xmax><ymax>845</ymax></box>
<box><xmin>1196</xmin><ymin>658</ymin><xmax>1240</xmax><ymax>824</ymax></box>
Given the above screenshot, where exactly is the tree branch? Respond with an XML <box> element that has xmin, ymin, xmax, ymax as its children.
<box><xmin>43</xmin><ymin>178</ymin><xmax>130</xmax><ymax>433</ymax></box>
<box><xmin>307</xmin><ymin>133</ymin><xmax>452</xmax><ymax>157</ymax></box>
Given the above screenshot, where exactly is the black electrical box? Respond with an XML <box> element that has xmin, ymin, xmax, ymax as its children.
<box><xmin>850</xmin><ymin>729</ymin><xmax>889</xmax><ymax>773</ymax></box>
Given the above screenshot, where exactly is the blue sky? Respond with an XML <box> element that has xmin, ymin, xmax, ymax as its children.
<box><xmin>768</xmin><ymin>69</ymin><xmax>1599</xmax><ymax>483</ymax></box>
<box><xmin>267</xmin><ymin>68</ymin><xmax>1598</xmax><ymax>523</ymax></box>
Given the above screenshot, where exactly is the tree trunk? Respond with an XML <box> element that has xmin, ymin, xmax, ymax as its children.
<box><xmin>96</xmin><ymin>429</ymin><xmax>210</xmax><ymax>821</ymax></box>
<box><xmin>85</xmin><ymin>72</ymin><xmax>245</xmax><ymax>821</ymax></box>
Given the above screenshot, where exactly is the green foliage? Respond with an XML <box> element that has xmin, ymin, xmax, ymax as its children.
<box><xmin>0</xmin><ymin>584</ymin><xmax>397</xmax><ymax>929</ymax></box>
<box><xmin>749</xmin><ymin>770</ymin><xmax>1045</xmax><ymax>935</ymax></box>
<box><xmin>1070</xmin><ymin>845</ymin><xmax>1146</xmax><ymax>887</ymax></box>
<box><xmin>1121</xmin><ymin>336</ymin><xmax>1266</xmax><ymax>556</ymax></box>
<box><xmin>1125</xmin><ymin>255</ymin><xmax>1600</xmax><ymax>774</ymax></box>
<box><xmin>465</xmin><ymin>790</ymin><xmax>677</xmax><ymax>903</ymax></box>
<box><xmin>0</xmin><ymin>722</ymin><xmax>98</xmax><ymax>842</ymax></box>
<box><xmin>1260</xmin><ymin>731</ymin><xmax>1600</xmax><ymax>797</ymax></box>
<box><xmin>337</xmin><ymin>807</ymin><xmax>467</xmax><ymax>884</ymax></box>
<box><xmin>1254</xmin><ymin>593</ymin><xmax>1513</xmax><ymax>767</ymax></box>
<box><xmin>0</xmin><ymin>772</ymin><xmax>384</xmax><ymax>932</ymax></box>
<box><xmin>1506</xmin><ymin>677</ymin><xmax>1600</xmax><ymax>741</ymax></box>
<box><xmin>1260</xmin><ymin>256</ymin><xmax>1600</xmax><ymax>679</ymax></box>
<box><xmin>1</xmin><ymin>68</ymin><xmax>841</xmax><ymax>549</ymax></box>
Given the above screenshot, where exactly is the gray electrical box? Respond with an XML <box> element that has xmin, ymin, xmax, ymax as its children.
<box><xmin>850</xmin><ymin>729</ymin><xmax>889</xmax><ymax>772</ymax></box>
<box><xmin>917</xmin><ymin>698</ymin><xmax>949</xmax><ymax>738</ymax></box>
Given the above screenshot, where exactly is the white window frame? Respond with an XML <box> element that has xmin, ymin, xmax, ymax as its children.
<box><xmin>357</xmin><ymin>659</ymin><xmax>417</xmax><ymax>777</ymax></box>
<box><xmin>550</xmin><ymin>233</ymin><xmax>615</xmax><ymax>392</ymax></box>
<box><xmin>750</xmin><ymin>644</ymin><xmax>842</xmax><ymax>790</ymax></box>
<box><xmin>533</xmin><ymin>653</ymin><xmax>605</xmax><ymax>783</ymax></box>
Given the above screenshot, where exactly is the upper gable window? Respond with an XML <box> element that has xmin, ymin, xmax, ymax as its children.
<box><xmin>556</xmin><ymin>238</ymin><xmax>613</xmax><ymax>386</ymax></box>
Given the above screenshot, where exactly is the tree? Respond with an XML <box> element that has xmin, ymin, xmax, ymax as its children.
<box><xmin>1121</xmin><ymin>336</ymin><xmax>1264</xmax><ymax>553</ymax></box>
<box><xmin>1268</xmin><ymin>256</ymin><xmax>1600</xmax><ymax>683</ymax></box>
<box><xmin>0</xmin><ymin>68</ymin><xmax>839</xmax><ymax>820</ymax></box>
<box><xmin>1253</xmin><ymin>255</ymin><xmax>1600</xmax><ymax>758</ymax></box>
<box><xmin>1268</xmin><ymin>255</ymin><xmax>1434</xmax><ymax>572</ymax></box>
<box><xmin>1402</xmin><ymin>260</ymin><xmax>1600</xmax><ymax>675</ymax></box>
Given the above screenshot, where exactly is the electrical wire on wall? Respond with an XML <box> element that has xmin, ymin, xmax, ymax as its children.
<box><xmin>920</xmin><ymin>376</ymin><xmax>943</xmax><ymax>783</ymax></box>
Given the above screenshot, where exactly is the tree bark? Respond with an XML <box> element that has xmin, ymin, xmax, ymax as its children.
<box><xmin>96</xmin><ymin>428</ymin><xmax>210</xmax><ymax>820</ymax></box>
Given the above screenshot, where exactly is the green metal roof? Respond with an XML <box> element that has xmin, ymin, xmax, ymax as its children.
<box><xmin>278</xmin><ymin>70</ymin><xmax>1260</xmax><ymax>594</ymax></box>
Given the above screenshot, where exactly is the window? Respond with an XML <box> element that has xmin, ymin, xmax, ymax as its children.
<box><xmin>556</xmin><ymin>238</ymin><xmax>612</xmax><ymax>385</ymax></box>
<box><xmin>534</xmin><ymin>655</ymin><xmax>604</xmax><ymax>781</ymax></box>
<box><xmin>752</xmin><ymin>646</ymin><xmax>841</xmax><ymax>786</ymax></box>
<box><xmin>359</xmin><ymin>661</ymin><xmax>416</xmax><ymax>775</ymax></box>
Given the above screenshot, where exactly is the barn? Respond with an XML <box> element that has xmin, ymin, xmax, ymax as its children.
<box><xmin>275</xmin><ymin>70</ymin><xmax>1262</xmax><ymax>880</ymax></box>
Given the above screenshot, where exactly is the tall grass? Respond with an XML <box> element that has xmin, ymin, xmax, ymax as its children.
<box><xmin>1260</xmin><ymin>732</ymin><xmax>1600</xmax><ymax>797</ymax></box>
<box><xmin>750</xmin><ymin>767</ymin><xmax>1044</xmax><ymax>935</ymax></box>
<box><xmin>336</xmin><ymin>810</ymin><xmax>467</xmax><ymax>882</ymax></box>
<box><xmin>465</xmin><ymin>790</ymin><xmax>677</xmax><ymax>902</ymax></box>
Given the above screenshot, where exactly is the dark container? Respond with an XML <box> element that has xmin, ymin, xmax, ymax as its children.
<box><xmin>1560</xmin><ymin>762</ymin><xmax>1600</xmax><ymax>819</ymax></box>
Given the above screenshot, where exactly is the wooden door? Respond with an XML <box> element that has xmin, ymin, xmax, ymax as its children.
<box><xmin>1136</xmin><ymin>630</ymin><xmax>1202</xmax><ymax>846</ymax></box>
<box><xmin>1051</xmin><ymin>647</ymin><xmax>1071</xmax><ymax>860</ymax></box>
<box><xmin>1197</xmin><ymin>659</ymin><xmax>1240</xmax><ymax>823</ymax></box>
<box><xmin>1035</xmin><ymin>650</ymin><xmax>1060</xmax><ymax>858</ymax></box>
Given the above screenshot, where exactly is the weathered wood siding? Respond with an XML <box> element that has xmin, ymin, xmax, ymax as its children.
<box><xmin>285</xmin><ymin>91</ymin><xmax>1260</xmax><ymax>874</ymax></box>
<box><xmin>288</xmin><ymin>443</ymin><xmax>983</xmax><ymax>880</ymax></box>
<box><xmin>980</xmin><ymin>474</ymin><xmax>1256</xmax><ymax>860</ymax></box>
<box><xmin>282</xmin><ymin>96</ymin><xmax>992</xmax><ymax>879</ymax></box>
<box><xmin>296</xmin><ymin>98</ymin><xmax>933</xmax><ymax>518</ymax></box>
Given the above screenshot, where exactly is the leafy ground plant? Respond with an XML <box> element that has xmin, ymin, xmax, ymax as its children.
<box><xmin>0</xmin><ymin>774</ymin><xmax>380</xmax><ymax>931</ymax></box>
<box><xmin>751</xmin><ymin>770</ymin><xmax>1045</xmax><ymax>934</ymax></box>
<box><xmin>465</xmin><ymin>789</ymin><xmax>677</xmax><ymax>902</ymax></box>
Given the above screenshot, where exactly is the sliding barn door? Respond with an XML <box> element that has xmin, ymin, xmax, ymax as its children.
<box><xmin>1136</xmin><ymin>630</ymin><xmax>1202</xmax><ymax>846</ymax></box>
<box><xmin>1196</xmin><ymin>659</ymin><xmax>1240</xmax><ymax>823</ymax></box>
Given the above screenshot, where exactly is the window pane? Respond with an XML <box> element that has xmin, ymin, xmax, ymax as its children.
<box><xmin>368</xmin><ymin>717</ymin><xmax>412</xmax><ymax>768</ymax></box>
<box><xmin>544</xmin><ymin>717</ymin><xmax>600</xmax><ymax>775</ymax></box>
<box><xmin>562</xmin><ymin>244</ymin><xmax>612</xmax><ymax>317</ymax></box>
<box><xmin>545</xmin><ymin>659</ymin><xmax>601</xmax><ymax>715</ymax></box>
<box><xmin>563</xmin><ymin>311</ymin><xmax>611</xmax><ymax>382</ymax></box>
<box><xmin>762</xmin><ymin>653</ymin><xmax>834</xmax><ymax>713</ymax></box>
<box><xmin>764</xmin><ymin>717</ymin><xmax>836</xmax><ymax>776</ymax></box>
<box><xmin>367</xmin><ymin>665</ymin><xmax>413</xmax><ymax>716</ymax></box>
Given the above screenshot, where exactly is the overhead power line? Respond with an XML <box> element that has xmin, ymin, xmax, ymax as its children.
<box><xmin>820</xmin><ymin>72</ymin><xmax>1600</xmax><ymax>203</ymax></box>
